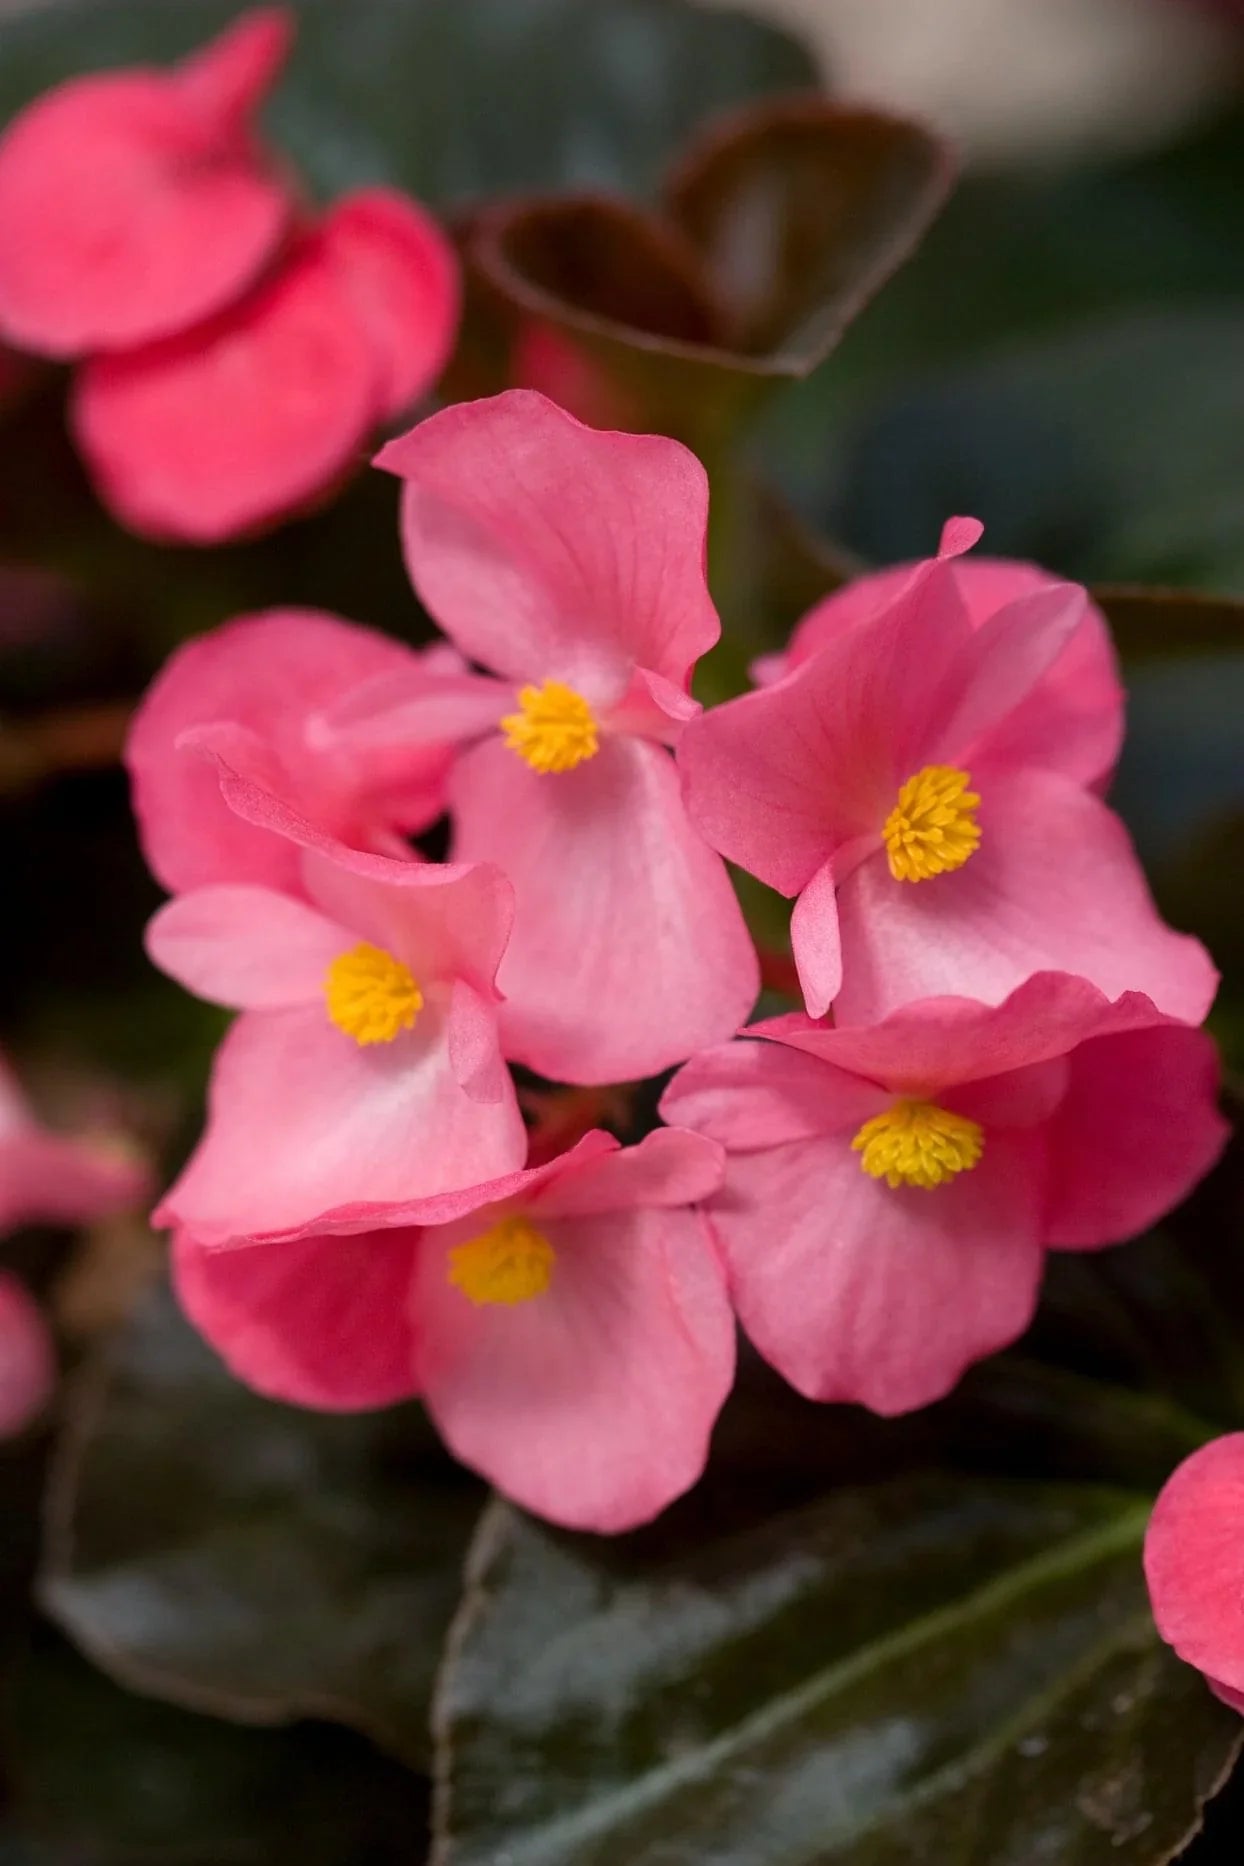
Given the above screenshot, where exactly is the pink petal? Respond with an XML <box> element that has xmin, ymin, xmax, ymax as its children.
<box><xmin>312</xmin><ymin>665</ymin><xmax>510</xmax><ymax>760</ymax></box>
<box><xmin>1145</xmin><ymin>1435</ymin><xmax>1244</xmax><ymax>1703</ymax></box>
<box><xmin>321</xmin><ymin>189</ymin><xmax>460</xmax><ymax>419</ymax></box>
<box><xmin>155</xmin><ymin>1002</ymin><xmax>526</xmax><ymax>1245</ymax></box>
<box><xmin>145</xmin><ymin>886</ymin><xmax>347</xmax><ymax>1010</ymax></box>
<box><xmin>126</xmin><ymin>608</ymin><xmax>428</xmax><ymax>895</ymax></box>
<box><xmin>833</xmin><ymin>770</ymin><xmax>1218</xmax><ymax>1026</ymax></box>
<box><xmin>414</xmin><ymin>1204</ymin><xmax>734</xmax><ymax>1531</ymax></box>
<box><xmin>759</xmin><ymin>555</ymin><xmax>1122</xmax><ymax>790</ymax></box>
<box><xmin>0</xmin><ymin>1273</ymin><xmax>54</xmax><ymax>1435</ymax></box>
<box><xmin>791</xmin><ymin>859</ymin><xmax>842</xmax><ymax>1018</ymax></box>
<box><xmin>708</xmin><ymin>1130</ymin><xmax>1045</xmax><ymax>1413</ymax></box>
<box><xmin>173</xmin><ymin>1227</ymin><xmax>420</xmax><ymax>1410</ymax></box>
<box><xmin>529</xmin><ymin>1126</ymin><xmax>724</xmax><ymax>1219</ymax></box>
<box><xmin>660</xmin><ymin>1037</ymin><xmax>887</xmax><ymax>1150</ymax></box>
<box><xmin>929</xmin><ymin>582</ymin><xmax>1096</xmax><ymax>768</ymax></box>
<box><xmin>451</xmin><ymin>734</ymin><xmax>758</xmax><ymax>1084</ymax></box>
<box><xmin>1044</xmin><ymin>1024</ymin><xmax>1228</xmax><ymax>1248</ymax></box>
<box><xmin>678</xmin><ymin>558</ymin><xmax>974</xmax><ymax>894</ymax></box>
<box><xmin>73</xmin><ymin>237</ymin><xmax>378</xmax><ymax>543</ymax></box>
<box><xmin>0</xmin><ymin>11</ymin><xmax>293</xmax><ymax>356</ymax></box>
<box><xmin>377</xmin><ymin>389</ymin><xmax>719</xmax><ymax>703</ymax></box>
<box><xmin>0</xmin><ymin>1058</ymin><xmax>148</xmax><ymax>1232</ymax></box>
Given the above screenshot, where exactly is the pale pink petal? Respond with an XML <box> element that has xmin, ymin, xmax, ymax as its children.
<box><xmin>0</xmin><ymin>1273</ymin><xmax>54</xmax><ymax>1435</ymax></box>
<box><xmin>678</xmin><ymin>558</ymin><xmax>973</xmax><ymax>894</ymax></box>
<box><xmin>708</xmin><ymin>1130</ymin><xmax>1045</xmax><ymax>1414</ymax></box>
<box><xmin>833</xmin><ymin>770</ymin><xmax>1218</xmax><ymax>1026</ymax></box>
<box><xmin>126</xmin><ymin>608</ymin><xmax>424</xmax><ymax>894</ymax></box>
<box><xmin>0</xmin><ymin>11</ymin><xmax>292</xmax><ymax>356</ymax></box>
<box><xmin>446</xmin><ymin>980</ymin><xmax>513</xmax><ymax>1104</ymax></box>
<box><xmin>415</xmin><ymin>1205</ymin><xmax>734</xmax><ymax>1531</ymax></box>
<box><xmin>763</xmin><ymin>555</ymin><xmax>1123</xmax><ymax>789</ymax></box>
<box><xmin>155</xmin><ymin>1002</ymin><xmax>526</xmax><ymax>1245</ymax></box>
<box><xmin>1145</xmin><ymin>1435</ymin><xmax>1244</xmax><ymax>1703</ymax></box>
<box><xmin>321</xmin><ymin>188</ymin><xmax>459</xmax><ymax>419</ymax></box>
<box><xmin>311</xmin><ymin>665</ymin><xmax>509</xmax><ymax>760</ymax></box>
<box><xmin>145</xmin><ymin>886</ymin><xmax>347</xmax><ymax>1009</ymax></box>
<box><xmin>791</xmin><ymin>859</ymin><xmax>843</xmax><ymax>1018</ymax></box>
<box><xmin>660</xmin><ymin>1037</ymin><xmax>886</xmax><ymax>1150</ymax></box>
<box><xmin>73</xmin><ymin>237</ymin><xmax>377</xmax><ymax>543</ymax></box>
<box><xmin>173</xmin><ymin>1227</ymin><xmax>420</xmax><ymax>1410</ymax></box>
<box><xmin>1045</xmin><ymin>1024</ymin><xmax>1228</xmax><ymax>1248</ymax></box>
<box><xmin>451</xmin><ymin>734</ymin><xmax>757</xmax><ymax>1084</ymax></box>
<box><xmin>377</xmin><ymin>389</ymin><xmax>719</xmax><ymax>702</ymax></box>
<box><xmin>529</xmin><ymin>1127</ymin><xmax>723</xmax><ymax>1219</ymax></box>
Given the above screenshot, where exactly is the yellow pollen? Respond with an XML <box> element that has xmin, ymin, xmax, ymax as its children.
<box><xmin>325</xmin><ymin>942</ymin><xmax>423</xmax><ymax>1046</ymax></box>
<box><xmin>883</xmin><ymin>764</ymin><xmax>981</xmax><ymax>883</ymax></box>
<box><xmin>501</xmin><ymin>679</ymin><xmax>599</xmax><ymax>774</ymax></box>
<box><xmin>852</xmin><ymin>1099</ymin><xmax>984</xmax><ymax>1190</ymax></box>
<box><xmin>448</xmin><ymin>1216</ymin><xmax>555</xmax><ymax>1306</ymax></box>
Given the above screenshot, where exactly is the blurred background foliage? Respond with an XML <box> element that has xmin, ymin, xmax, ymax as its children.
<box><xmin>0</xmin><ymin>0</ymin><xmax>1242</xmax><ymax>1859</ymax></box>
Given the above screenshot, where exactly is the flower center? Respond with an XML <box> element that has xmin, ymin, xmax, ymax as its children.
<box><xmin>851</xmin><ymin>1099</ymin><xmax>984</xmax><ymax>1190</ymax></box>
<box><xmin>883</xmin><ymin>764</ymin><xmax>981</xmax><ymax>883</ymax></box>
<box><xmin>501</xmin><ymin>679</ymin><xmax>599</xmax><ymax>774</ymax></box>
<box><xmin>325</xmin><ymin>942</ymin><xmax>423</xmax><ymax>1046</ymax></box>
<box><xmin>448</xmin><ymin>1216</ymin><xmax>555</xmax><ymax>1306</ymax></box>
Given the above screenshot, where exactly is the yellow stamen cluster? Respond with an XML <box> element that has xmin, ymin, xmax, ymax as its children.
<box><xmin>852</xmin><ymin>1099</ymin><xmax>984</xmax><ymax>1190</ymax></box>
<box><xmin>883</xmin><ymin>764</ymin><xmax>981</xmax><ymax>883</ymax></box>
<box><xmin>325</xmin><ymin>942</ymin><xmax>423</xmax><ymax>1046</ymax></box>
<box><xmin>448</xmin><ymin>1216</ymin><xmax>555</xmax><ymax>1306</ymax></box>
<box><xmin>501</xmin><ymin>679</ymin><xmax>599</xmax><ymax>774</ymax></box>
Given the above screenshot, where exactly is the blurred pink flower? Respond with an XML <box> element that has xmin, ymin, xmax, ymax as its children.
<box><xmin>679</xmin><ymin>520</ymin><xmax>1215</xmax><ymax>1023</ymax></box>
<box><xmin>1145</xmin><ymin>1433</ymin><xmax>1244</xmax><ymax>1714</ymax></box>
<box><xmin>148</xmin><ymin>807</ymin><xmax>524</xmax><ymax>1244</ymax></box>
<box><xmin>324</xmin><ymin>388</ymin><xmax>758</xmax><ymax>1084</ymax></box>
<box><xmin>0</xmin><ymin>1273</ymin><xmax>54</xmax><ymax>1437</ymax></box>
<box><xmin>0</xmin><ymin>1053</ymin><xmax>147</xmax><ymax>1235</ymax></box>
<box><xmin>661</xmin><ymin>971</ymin><xmax>1227</xmax><ymax>1414</ymax></box>
<box><xmin>0</xmin><ymin>9</ymin><xmax>295</xmax><ymax>357</ymax></box>
<box><xmin>173</xmin><ymin>1127</ymin><xmax>732</xmax><ymax>1532</ymax></box>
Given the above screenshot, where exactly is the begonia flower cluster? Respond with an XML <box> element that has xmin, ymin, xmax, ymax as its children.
<box><xmin>130</xmin><ymin>385</ymin><xmax>1226</xmax><ymax>1535</ymax></box>
<box><xmin>0</xmin><ymin>10</ymin><xmax>458</xmax><ymax>541</ymax></box>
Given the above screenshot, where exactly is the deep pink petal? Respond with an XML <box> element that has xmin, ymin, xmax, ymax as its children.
<box><xmin>761</xmin><ymin>555</ymin><xmax>1123</xmax><ymax>789</ymax></box>
<box><xmin>377</xmin><ymin>389</ymin><xmax>719</xmax><ymax>702</ymax></box>
<box><xmin>0</xmin><ymin>12</ymin><xmax>293</xmax><ymax>356</ymax></box>
<box><xmin>321</xmin><ymin>188</ymin><xmax>459</xmax><ymax>419</ymax></box>
<box><xmin>173</xmin><ymin>1227</ymin><xmax>420</xmax><ymax>1410</ymax></box>
<box><xmin>155</xmin><ymin>1003</ymin><xmax>526</xmax><ymax>1244</ymax></box>
<box><xmin>145</xmin><ymin>886</ymin><xmax>346</xmax><ymax>1009</ymax></box>
<box><xmin>660</xmin><ymin>1038</ymin><xmax>886</xmax><ymax>1151</ymax></box>
<box><xmin>529</xmin><ymin>1127</ymin><xmax>724</xmax><ymax>1219</ymax></box>
<box><xmin>708</xmin><ymin>1131</ymin><xmax>1044</xmax><ymax>1413</ymax></box>
<box><xmin>452</xmin><ymin>734</ymin><xmax>757</xmax><ymax>1084</ymax></box>
<box><xmin>73</xmin><ymin>237</ymin><xmax>377</xmax><ymax>543</ymax></box>
<box><xmin>414</xmin><ymin>1205</ymin><xmax>734</xmax><ymax>1531</ymax></box>
<box><xmin>1044</xmin><ymin>1024</ymin><xmax>1228</xmax><ymax>1248</ymax></box>
<box><xmin>833</xmin><ymin>770</ymin><xmax>1218</xmax><ymax>1026</ymax></box>
<box><xmin>1145</xmin><ymin>1435</ymin><xmax>1244</xmax><ymax>1701</ymax></box>
<box><xmin>0</xmin><ymin>1273</ymin><xmax>54</xmax><ymax>1436</ymax></box>
<box><xmin>126</xmin><ymin>608</ymin><xmax>427</xmax><ymax>894</ymax></box>
<box><xmin>679</xmin><ymin>559</ymin><xmax>973</xmax><ymax>894</ymax></box>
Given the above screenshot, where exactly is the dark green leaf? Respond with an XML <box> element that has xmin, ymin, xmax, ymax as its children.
<box><xmin>1</xmin><ymin>1627</ymin><xmax>428</xmax><ymax>1866</ymax></box>
<box><xmin>0</xmin><ymin>0</ymin><xmax>815</xmax><ymax>205</ymax></box>
<box><xmin>434</xmin><ymin>1478</ymin><xmax>1239</xmax><ymax>1866</ymax></box>
<box><xmin>41</xmin><ymin>1284</ymin><xmax>482</xmax><ymax>1766</ymax></box>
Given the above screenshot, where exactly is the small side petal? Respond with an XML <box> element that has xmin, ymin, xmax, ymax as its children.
<box><xmin>529</xmin><ymin>1127</ymin><xmax>725</xmax><ymax>1219</ymax></box>
<box><xmin>661</xmin><ymin>1037</ymin><xmax>885</xmax><ymax>1151</ymax></box>
<box><xmin>145</xmin><ymin>886</ymin><xmax>347</xmax><ymax>1010</ymax></box>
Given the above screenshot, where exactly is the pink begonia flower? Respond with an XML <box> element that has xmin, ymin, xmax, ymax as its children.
<box><xmin>73</xmin><ymin>184</ymin><xmax>459</xmax><ymax>543</ymax></box>
<box><xmin>126</xmin><ymin>608</ymin><xmax>463</xmax><ymax>897</ymax></box>
<box><xmin>1145</xmin><ymin>1434</ymin><xmax>1244</xmax><ymax>1714</ymax></box>
<box><xmin>661</xmin><ymin>971</ymin><xmax>1227</xmax><ymax>1415</ymax></box>
<box><xmin>0</xmin><ymin>1274</ymin><xmax>54</xmax><ymax>1437</ymax></box>
<box><xmin>173</xmin><ymin>1128</ymin><xmax>733</xmax><ymax>1532</ymax></box>
<box><xmin>148</xmin><ymin>808</ymin><xmax>526</xmax><ymax>1244</ymax></box>
<box><xmin>752</xmin><ymin>549</ymin><xmax>1123</xmax><ymax>792</ymax></box>
<box><xmin>322</xmin><ymin>389</ymin><xmax>759</xmax><ymax>1084</ymax></box>
<box><xmin>0</xmin><ymin>9</ymin><xmax>294</xmax><ymax>357</ymax></box>
<box><xmin>679</xmin><ymin>519</ymin><xmax>1217</xmax><ymax>1024</ymax></box>
<box><xmin>0</xmin><ymin>1052</ymin><xmax>147</xmax><ymax>1235</ymax></box>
